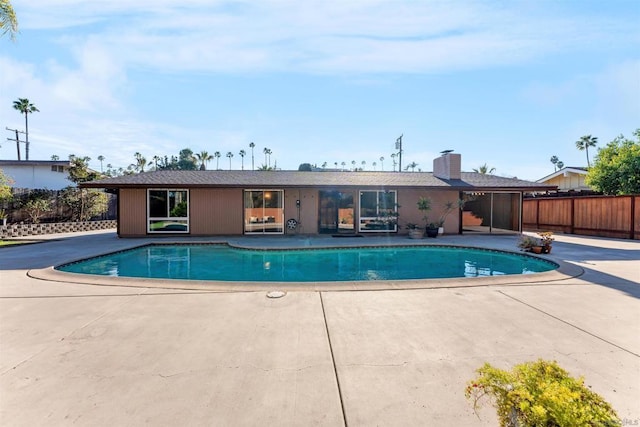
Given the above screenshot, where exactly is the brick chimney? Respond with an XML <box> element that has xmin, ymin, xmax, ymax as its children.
<box><xmin>433</xmin><ymin>153</ymin><xmax>461</xmax><ymax>180</ymax></box>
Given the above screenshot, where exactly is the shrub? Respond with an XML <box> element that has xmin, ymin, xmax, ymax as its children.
<box><xmin>465</xmin><ymin>359</ymin><xmax>620</xmax><ymax>427</ymax></box>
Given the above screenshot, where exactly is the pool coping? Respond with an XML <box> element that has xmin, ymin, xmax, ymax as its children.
<box><xmin>27</xmin><ymin>240</ymin><xmax>584</xmax><ymax>292</ymax></box>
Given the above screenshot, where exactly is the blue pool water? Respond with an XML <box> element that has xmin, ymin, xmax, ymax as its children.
<box><xmin>57</xmin><ymin>244</ymin><xmax>557</xmax><ymax>282</ymax></box>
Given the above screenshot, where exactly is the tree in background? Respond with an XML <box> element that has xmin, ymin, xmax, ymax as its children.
<box><xmin>586</xmin><ymin>130</ymin><xmax>640</xmax><ymax>195</ymax></box>
<box><xmin>298</xmin><ymin>163</ymin><xmax>312</xmax><ymax>171</ymax></box>
<box><xmin>97</xmin><ymin>155</ymin><xmax>105</xmax><ymax>173</ymax></box>
<box><xmin>1</xmin><ymin>0</ymin><xmax>18</xmax><ymax>40</ymax></box>
<box><xmin>214</xmin><ymin>151</ymin><xmax>221</xmax><ymax>170</ymax></box>
<box><xmin>12</xmin><ymin>98</ymin><xmax>39</xmax><ymax>160</ymax></box>
<box><xmin>68</xmin><ymin>155</ymin><xmax>100</xmax><ymax>184</ymax></box>
<box><xmin>239</xmin><ymin>150</ymin><xmax>246</xmax><ymax>170</ymax></box>
<box><xmin>575</xmin><ymin>135</ymin><xmax>598</xmax><ymax>168</ymax></box>
<box><xmin>24</xmin><ymin>197</ymin><xmax>50</xmax><ymax>223</ymax></box>
<box><xmin>60</xmin><ymin>187</ymin><xmax>108</xmax><ymax>221</ymax></box>
<box><xmin>226</xmin><ymin>151</ymin><xmax>233</xmax><ymax>170</ymax></box>
<box><xmin>178</xmin><ymin>148</ymin><xmax>197</xmax><ymax>170</ymax></box>
<box><xmin>550</xmin><ymin>155</ymin><xmax>559</xmax><ymax>171</ymax></box>
<box><xmin>473</xmin><ymin>163</ymin><xmax>496</xmax><ymax>174</ymax></box>
<box><xmin>0</xmin><ymin>168</ymin><xmax>12</xmax><ymax>201</ymax></box>
<box><xmin>405</xmin><ymin>161</ymin><xmax>418</xmax><ymax>172</ymax></box>
<box><xmin>379</xmin><ymin>156</ymin><xmax>385</xmax><ymax>171</ymax></box>
<box><xmin>195</xmin><ymin>151</ymin><xmax>212</xmax><ymax>170</ymax></box>
<box><xmin>249</xmin><ymin>142</ymin><xmax>255</xmax><ymax>170</ymax></box>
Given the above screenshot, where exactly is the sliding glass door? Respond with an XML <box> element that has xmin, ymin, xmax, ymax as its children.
<box><xmin>244</xmin><ymin>190</ymin><xmax>284</xmax><ymax>234</ymax></box>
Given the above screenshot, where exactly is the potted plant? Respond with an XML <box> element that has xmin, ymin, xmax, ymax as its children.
<box><xmin>406</xmin><ymin>223</ymin><xmax>423</xmax><ymax>239</ymax></box>
<box><xmin>436</xmin><ymin>199</ymin><xmax>464</xmax><ymax>234</ymax></box>
<box><xmin>466</xmin><ymin>359</ymin><xmax>620</xmax><ymax>427</ymax></box>
<box><xmin>517</xmin><ymin>235</ymin><xmax>540</xmax><ymax>253</ymax></box>
<box><xmin>417</xmin><ymin>196</ymin><xmax>439</xmax><ymax>238</ymax></box>
<box><xmin>537</xmin><ymin>231</ymin><xmax>554</xmax><ymax>253</ymax></box>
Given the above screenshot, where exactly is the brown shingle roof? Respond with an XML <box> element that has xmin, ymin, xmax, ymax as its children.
<box><xmin>81</xmin><ymin>170</ymin><xmax>555</xmax><ymax>191</ymax></box>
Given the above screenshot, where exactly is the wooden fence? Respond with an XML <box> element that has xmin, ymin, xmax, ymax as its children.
<box><xmin>523</xmin><ymin>195</ymin><xmax>639</xmax><ymax>240</ymax></box>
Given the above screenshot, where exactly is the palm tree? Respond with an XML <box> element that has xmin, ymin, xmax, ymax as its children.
<box><xmin>13</xmin><ymin>98</ymin><xmax>39</xmax><ymax>160</ymax></box>
<box><xmin>226</xmin><ymin>151</ymin><xmax>233</xmax><ymax>170</ymax></box>
<box><xmin>334</xmin><ymin>162</ymin><xmax>338</xmax><ymax>169</ymax></box>
<box><xmin>556</xmin><ymin>161</ymin><xmax>565</xmax><ymax>170</ymax></box>
<box><xmin>132</xmin><ymin>152</ymin><xmax>146</xmax><ymax>173</ymax></box>
<box><xmin>379</xmin><ymin>156</ymin><xmax>385</xmax><ymax>171</ymax></box>
<box><xmin>322</xmin><ymin>162</ymin><xmax>327</xmax><ymax>169</ymax></box>
<box><xmin>575</xmin><ymin>135</ymin><xmax>598</xmax><ymax>167</ymax></box>
<box><xmin>361</xmin><ymin>160</ymin><xmax>366</xmax><ymax>171</ymax></box>
<box><xmin>405</xmin><ymin>161</ymin><xmax>418</xmax><ymax>172</ymax></box>
<box><xmin>1</xmin><ymin>0</ymin><xmax>18</xmax><ymax>41</ymax></box>
<box><xmin>214</xmin><ymin>151</ymin><xmax>221</xmax><ymax>170</ymax></box>
<box><xmin>550</xmin><ymin>155</ymin><xmax>559</xmax><ymax>172</ymax></box>
<box><xmin>263</xmin><ymin>147</ymin><xmax>269</xmax><ymax>167</ymax></box>
<box><xmin>151</xmin><ymin>155</ymin><xmax>161</xmax><ymax>170</ymax></box>
<box><xmin>341</xmin><ymin>161</ymin><xmax>346</xmax><ymax>171</ymax></box>
<box><xmin>50</xmin><ymin>155</ymin><xmax>59</xmax><ymax>161</ymax></box>
<box><xmin>473</xmin><ymin>163</ymin><xmax>496</xmax><ymax>174</ymax></box>
<box><xmin>239</xmin><ymin>149</ymin><xmax>246</xmax><ymax>170</ymax></box>
<box><xmin>195</xmin><ymin>151</ymin><xmax>213</xmax><ymax>170</ymax></box>
<box><xmin>372</xmin><ymin>161</ymin><xmax>377</xmax><ymax>171</ymax></box>
<box><xmin>249</xmin><ymin>142</ymin><xmax>255</xmax><ymax>170</ymax></box>
<box><xmin>390</xmin><ymin>153</ymin><xmax>397</xmax><ymax>172</ymax></box>
<box><xmin>97</xmin><ymin>155</ymin><xmax>105</xmax><ymax>172</ymax></box>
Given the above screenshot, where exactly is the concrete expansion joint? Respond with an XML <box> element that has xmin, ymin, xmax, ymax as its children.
<box><xmin>498</xmin><ymin>291</ymin><xmax>640</xmax><ymax>358</ymax></box>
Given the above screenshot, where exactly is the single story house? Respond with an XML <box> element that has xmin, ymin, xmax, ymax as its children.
<box><xmin>537</xmin><ymin>167</ymin><xmax>590</xmax><ymax>192</ymax></box>
<box><xmin>0</xmin><ymin>160</ymin><xmax>73</xmax><ymax>190</ymax></box>
<box><xmin>82</xmin><ymin>154</ymin><xmax>556</xmax><ymax>237</ymax></box>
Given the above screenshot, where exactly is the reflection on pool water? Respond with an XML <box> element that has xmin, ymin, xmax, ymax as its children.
<box><xmin>57</xmin><ymin>244</ymin><xmax>558</xmax><ymax>282</ymax></box>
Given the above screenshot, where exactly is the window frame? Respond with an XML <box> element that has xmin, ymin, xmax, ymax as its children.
<box><xmin>244</xmin><ymin>189</ymin><xmax>285</xmax><ymax>234</ymax></box>
<box><xmin>147</xmin><ymin>189</ymin><xmax>190</xmax><ymax>234</ymax></box>
<box><xmin>358</xmin><ymin>190</ymin><xmax>398</xmax><ymax>233</ymax></box>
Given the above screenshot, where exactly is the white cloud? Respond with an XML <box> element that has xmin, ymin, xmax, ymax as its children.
<box><xmin>15</xmin><ymin>1</ymin><xmax>638</xmax><ymax>74</ymax></box>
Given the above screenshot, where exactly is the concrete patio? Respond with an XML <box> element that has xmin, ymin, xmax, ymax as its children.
<box><xmin>1</xmin><ymin>230</ymin><xmax>638</xmax><ymax>426</ymax></box>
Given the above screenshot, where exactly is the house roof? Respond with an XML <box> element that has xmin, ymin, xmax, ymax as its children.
<box><xmin>0</xmin><ymin>160</ymin><xmax>71</xmax><ymax>167</ymax></box>
<box><xmin>81</xmin><ymin>170</ymin><xmax>556</xmax><ymax>192</ymax></box>
<box><xmin>537</xmin><ymin>167</ymin><xmax>588</xmax><ymax>183</ymax></box>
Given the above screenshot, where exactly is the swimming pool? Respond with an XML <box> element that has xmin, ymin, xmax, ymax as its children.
<box><xmin>57</xmin><ymin>244</ymin><xmax>558</xmax><ymax>282</ymax></box>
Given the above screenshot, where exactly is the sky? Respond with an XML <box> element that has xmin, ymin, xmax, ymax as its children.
<box><xmin>1</xmin><ymin>1</ymin><xmax>639</xmax><ymax>180</ymax></box>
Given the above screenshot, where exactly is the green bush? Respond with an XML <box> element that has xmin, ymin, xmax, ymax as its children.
<box><xmin>465</xmin><ymin>359</ymin><xmax>620</xmax><ymax>427</ymax></box>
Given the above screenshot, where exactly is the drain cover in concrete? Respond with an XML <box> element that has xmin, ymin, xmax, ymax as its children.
<box><xmin>266</xmin><ymin>290</ymin><xmax>287</xmax><ymax>299</ymax></box>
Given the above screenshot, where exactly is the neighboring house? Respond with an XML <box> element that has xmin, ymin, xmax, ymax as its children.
<box><xmin>82</xmin><ymin>154</ymin><xmax>556</xmax><ymax>237</ymax></box>
<box><xmin>0</xmin><ymin>160</ymin><xmax>73</xmax><ymax>190</ymax></box>
<box><xmin>537</xmin><ymin>167</ymin><xmax>591</xmax><ymax>192</ymax></box>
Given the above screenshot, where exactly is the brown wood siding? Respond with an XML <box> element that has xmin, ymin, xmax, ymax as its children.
<box><xmin>119</xmin><ymin>188</ymin><xmax>147</xmax><ymax>237</ymax></box>
<box><xmin>285</xmin><ymin>188</ymin><xmax>318</xmax><ymax>234</ymax></box>
<box><xmin>190</xmin><ymin>188</ymin><xmax>243</xmax><ymax>235</ymax></box>
<box><xmin>523</xmin><ymin>195</ymin><xmax>638</xmax><ymax>239</ymax></box>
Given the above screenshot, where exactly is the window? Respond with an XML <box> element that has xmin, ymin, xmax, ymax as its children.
<box><xmin>244</xmin><ymin>190</ymin><xmax>284</xmax><ymax>234</ymax></box>
<box><xmin>359</xmin><ymin>190</ymin><xmax>398</xmax><ymax>232</ymax></box>
<box><xmin>147</xmin><ymin>189</ymin><xmax>189</xmax><ymax>233</ymax></box>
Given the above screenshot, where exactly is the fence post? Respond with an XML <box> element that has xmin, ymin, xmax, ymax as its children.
<box><xmin>570</xmin><ymin>197</ymin><xmax>575</xmax><ymax>234</ymax></box>
<box><xmin>631</xmin><ymin>196</ymin><xmax>636</xmax><ymax>240</ymax></box>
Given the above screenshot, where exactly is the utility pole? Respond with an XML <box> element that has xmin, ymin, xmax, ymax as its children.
<box><xmin>6</xmin><ymin>127</ymin><xmax>26</xmax><ymax>161</ymax></box>
<box><xmin>395</xmin><ymin>134</ymin><xmax>403</xmax><ymax>172</ymax></box>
